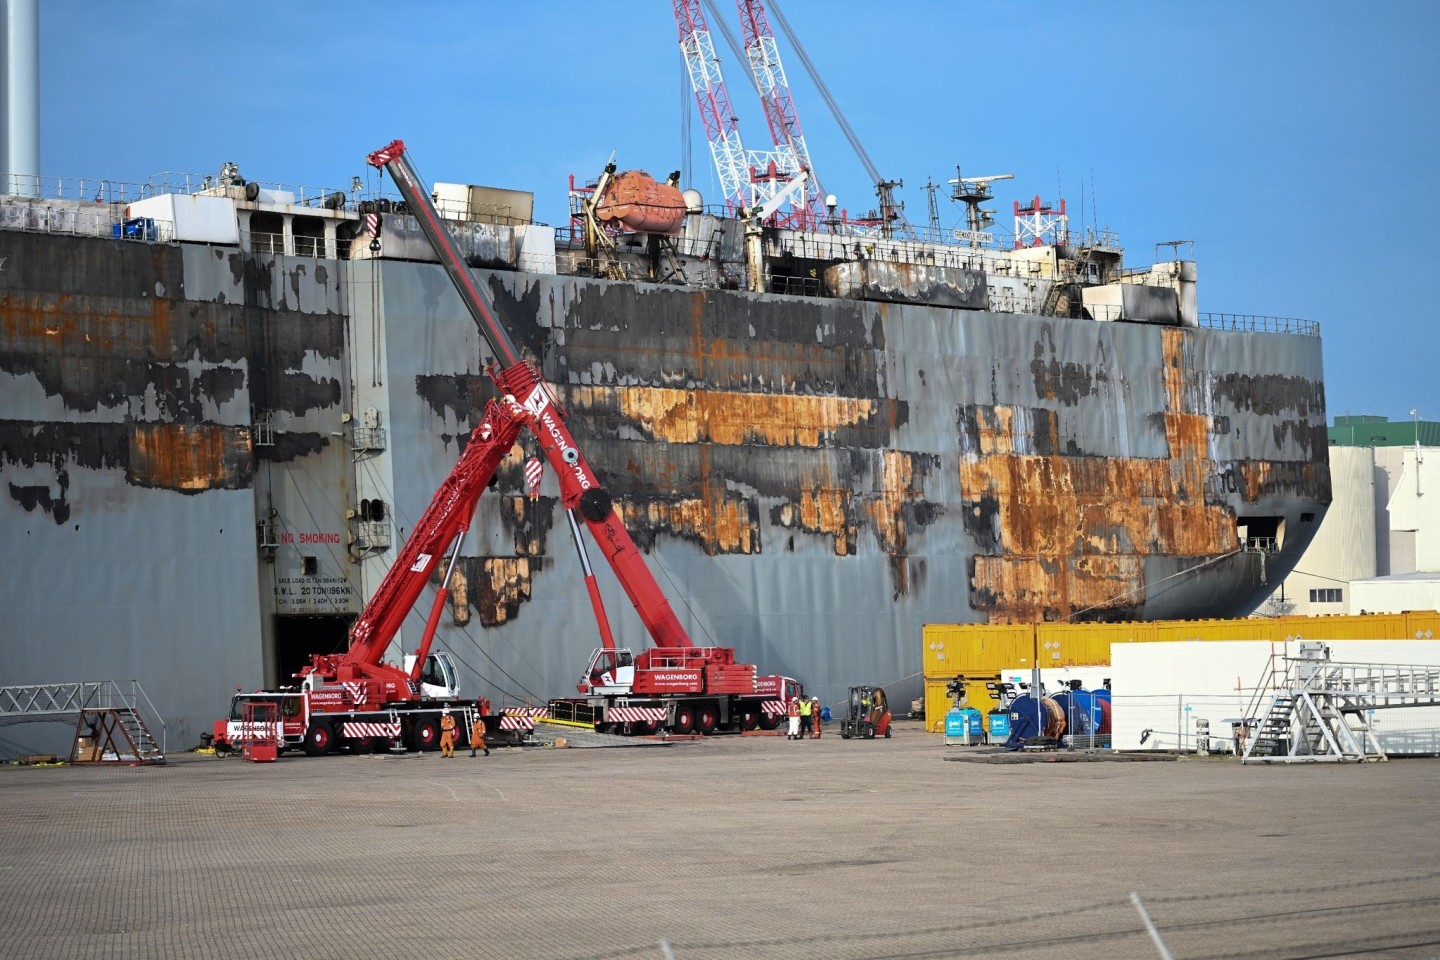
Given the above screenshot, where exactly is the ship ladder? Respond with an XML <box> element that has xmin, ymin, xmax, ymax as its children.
<box><xmin>1039</xmin><ymin>275</ymin><xmax>1068</xmax><ymax>317</ymax></box>
<box><xmin>71</xmin><ymin>707</ymin><xmax>166</xmax><ymax>765</ymax></box>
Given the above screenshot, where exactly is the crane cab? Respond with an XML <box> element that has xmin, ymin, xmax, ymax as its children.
<box><xmin>578</xmin><ymin>647</ymin><xmax>636</xmax><ymax>695</ymax></box>
<box><xmin>214</xmin><ymin>691</ymin><xmax>306</xmax><ymax>754</ymax></box>
<box><xmin>402</xmin><ymin>652</ymin><xmax>461</xmax><ymax>700</ymax></box>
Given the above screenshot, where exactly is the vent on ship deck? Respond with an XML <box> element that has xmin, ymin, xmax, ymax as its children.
<box><xmin>1237</xmin><ymin>515</ymin><xmax>1284</xmax><ymax>553</ymax></box>
<box><xmin>273</xmin><ymin>614</ymin><xmax>354</xmax><ymax>687</ymax></box>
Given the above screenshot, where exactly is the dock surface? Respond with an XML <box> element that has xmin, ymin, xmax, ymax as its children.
<box><xmin>2</xmin><ymin>720</ymin><xmax>1437</xmax><ymax>959</ymax></box>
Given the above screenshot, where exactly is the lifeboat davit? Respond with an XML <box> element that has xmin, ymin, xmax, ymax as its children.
<box><xmin>594</xmin><ymin>170</ymin><xmax>686</xmax><ymax>235</ymax></box>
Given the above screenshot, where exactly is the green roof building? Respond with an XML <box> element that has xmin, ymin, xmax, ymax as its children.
<box><xmin>1330</xmin><ymin>414</ymin><xmax>1440</xmax><ymax>447</ymax></box>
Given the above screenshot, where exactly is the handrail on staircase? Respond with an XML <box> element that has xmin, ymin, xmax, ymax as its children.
<box><xmin>1242</xmin><ymin>643</ymin><xmax>1285</xmax><ymax>730</ymax></box>
<box><xmin>0</xmin><ymin>679</ymin><xmax>166</xmax><ymax>756</ymax></box>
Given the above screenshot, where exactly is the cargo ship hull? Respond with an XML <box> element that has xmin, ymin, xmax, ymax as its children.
<box><xmin>1</xmin><ymin>215</ymin><xmax>1329</xmax><ymax>747</ymax></box>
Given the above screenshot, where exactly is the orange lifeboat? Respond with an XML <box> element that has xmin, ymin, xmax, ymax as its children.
<box><xmin>594</xmin><ymin>170</ymin><xmax>686</xmax><ymax>235</ymax></box>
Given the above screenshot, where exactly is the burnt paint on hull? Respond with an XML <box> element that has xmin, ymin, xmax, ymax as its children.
<box><xmin>1</xmin><ymin>236</ymin><xmax>348</xmax><ymax>519</ymax></box>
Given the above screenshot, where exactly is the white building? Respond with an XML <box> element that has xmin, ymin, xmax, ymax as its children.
<box><xmin>1259</xmin><ymin>414</ymin><xmax>1437</xmax><ymax>618</ymax></box>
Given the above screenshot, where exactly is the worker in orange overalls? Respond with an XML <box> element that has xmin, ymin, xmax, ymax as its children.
<box><xmin>787</xmin><ymin>696</ymin><xmax>802</xmax><ymax>740</ymax></box>
<box><xmin>469</xmin><ymin>714</ymin><xmax>489</xmax><ymax>757</ymax></box>
<box><xmin>439</xmin><ymin>709</ymin><xmax>457</xmax><ymax>758</ymax></box>
<box><xmin>811</xmin><ymin>697</ymin><xmax>823</xmax><ymax>739</ymax></box>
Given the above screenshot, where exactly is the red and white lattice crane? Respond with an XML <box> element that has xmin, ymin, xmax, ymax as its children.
<box><xmin>674</xmin><ymin>0</ymin><xmax>752</xmax><ymax>217</ymax></box>
<box><xmin>735</xmin><ymin>0</ymin><xmax>826</xmax><ymax>230</ymax></box>
<box><xmin>674</xmin><ymin>0</ymin><xmax>817</xmax><ymax>227</ymax></box>
<box><xmin>677</xmin><ymin>0</ymin><xmax>913</xmax><ymax>236</ymax></box>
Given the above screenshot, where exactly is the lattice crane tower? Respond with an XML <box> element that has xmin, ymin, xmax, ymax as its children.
<box><xmin>675</xmin><ymin>0</ymin><xmax>751</xmax><ymax>216</ymax></box>
<box><xmin>736</xmin><ymin>0</ymin><xmax>826</xmax><ymax>230</ymax></box>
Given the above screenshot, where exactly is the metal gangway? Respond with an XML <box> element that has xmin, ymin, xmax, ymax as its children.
<box><xmin>1241</xmin><ymin>644</ymin><xmax>1440</xmax><ymax>764</ymax></box>
<box><xmin>0</xmin><ymin>680</ymin><xmax>166</xmax><ymax>763</ymax></box>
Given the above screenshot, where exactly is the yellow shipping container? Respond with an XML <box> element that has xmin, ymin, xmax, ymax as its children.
<box><xmin>922</xmin><ymin>623</ymin><xmax>1031</xmax><ymax>678</ymax></box>
<box><xmin>923</xmin><ymin>678</ymin><xmax>953</xmax><ymax>734</ymax></box>
<box><xmin>1408</xmin><ymin>611</ymin><xmax>1440</xmax><ymax>638</ymax></box>
<box><xmin>1036</xmin><ymin>621</ymin><xmax>1141</xmax><ymax>664</ymax></box>
<box><xmin>1151</xmin><ymin>618</ymin><xmax>1265</xmax><ymax>643</ymax></box>
<box><xmin>921</xmin><ymin>612</ymin><xmax>1440</xmax><ymax>734</ymax></box>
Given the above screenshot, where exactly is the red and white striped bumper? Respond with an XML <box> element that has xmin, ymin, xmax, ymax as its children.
<box><xmin>341</xmin><ymin>721</ymin><xmax>401</xmax><ymax>739</ymax></box>
<box><xmin>605</xmin><ymin>705</ymin><xmax>667</xmax><ymax>724</ymax></box>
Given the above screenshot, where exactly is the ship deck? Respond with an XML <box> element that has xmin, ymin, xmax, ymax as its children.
<box><xmin>1</xmin><ymin>723</ymin><xmax>1435</xmax><ymax>959</ymax></box>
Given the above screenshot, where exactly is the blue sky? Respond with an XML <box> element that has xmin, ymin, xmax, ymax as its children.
<box><xmin>36</xmin><ymin>0</ymin><xmax>1439</xmax><ymax>425</ymax></box>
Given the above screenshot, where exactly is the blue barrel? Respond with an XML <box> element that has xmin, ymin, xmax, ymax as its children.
<box><xmin>1091</xmin><ymin>689</ymin><xmax>1112</xmax><ymax>735</ymax></box>
<box><xmin>1052</xmin><ymin>690</ymin><xmax>1097</xmax><ymax>737</ymax></box>
<box><xmin>1005</xmin><ymin>694</ymin><xmax>1046</xmax><ymax>744</ymax></box>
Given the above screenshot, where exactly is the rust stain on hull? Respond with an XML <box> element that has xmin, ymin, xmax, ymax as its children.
<box><xmin>964</xmin><ymin>327</ymin><xmax>1243</xmax><ymax>622</ymax></box>
<box><xmin>572</xmin><ymin>385</ymin><xmax>885</xmax><ymax>447</ymax></box>
<box><xmin>621</xmin><ymin>496</ymin><xmax>759</xmax><ymax>555</ymax></box>
<box><xmin>449</xmin><ymin>567</ymin><xmax>471</xmax><ymax>626</ymax></box>
<box><xmin>561</xmin><ymin>384</ymin><xmax>935</xmax><ymax>584</ymax></box>
<box><xmin>128</xmin><ymin>423</ymin><xmax>252</xmax><ymax>492</ymax></box>
<box><xmin>971</xmin><ymin>555</ymin><xmax>1144</xmax><ymax>624</ymax></box>
<box><xmin>450</xmin><ymin>556</ymin><xmax>535</xmax><ymax>627</ymax></box>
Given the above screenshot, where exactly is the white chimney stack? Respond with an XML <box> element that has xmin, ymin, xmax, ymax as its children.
<box><xmin>2</xmin><ymin>0</ymin><xmax>40</xmax><ymax>197</ymax></box>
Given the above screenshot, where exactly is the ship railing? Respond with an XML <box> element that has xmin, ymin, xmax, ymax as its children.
<box><xmin>768</xmin><ymin>275</ymin><xmax>824</xmax><ymax>298</ymax></box>
<box><xmin>1199</xmin><ymin>312</ymin><xmax>1319</xmax><ymax>336</ymax></box>
<box><xmin>0</xmin><ymin>169</ymin><xmax>381</xmax><ymax>209</ymax></box>
<box><xmin>764</xmin><ymin>231</ymin><xmax>1023</xmax><ymax>275</ymax></box>
<box><xmin>0</xmin><ymin>172</ymin><xmax>152</xmax><ymax>204</ymax></box>
<box><xmin>241</xmin><ymin>229</ymin><xmax>347</xmax><ymax>260</ymax></box>
<box><xmin>433</xmin><ymin>198</ymin><xmax>532</xmax><ymax>226</ymax></box>
<box><xmin>0</xmin><ymin>197</ymin><xmax>175</xmax><ymax>243</ymax></box>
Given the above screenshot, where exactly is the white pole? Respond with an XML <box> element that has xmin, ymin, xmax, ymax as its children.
<box><xmin>3</xmin><ymin>0</ymin><xmax>40</xmax><ymax>197</ymax></box>
<box><xmin>1130</xmin><ymin>892</ymin><xmax>1175</xmax><ymax>960</ymax></box>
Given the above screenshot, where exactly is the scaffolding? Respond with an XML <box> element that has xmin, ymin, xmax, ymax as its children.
<box><xmin>1241</xmin><ymin>644</ymin><xmax>1440</xmax><ymax>763</ymax></box>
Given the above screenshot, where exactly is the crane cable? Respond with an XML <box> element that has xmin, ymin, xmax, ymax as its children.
<box><xmin>765</xmin><ymin>0</ymin><xmax>914</xmax><ymax>234</ymax></box>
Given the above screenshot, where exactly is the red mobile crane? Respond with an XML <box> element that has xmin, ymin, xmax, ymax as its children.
<box><xmin>213</xmin><ymin>391</ymin><xmax>529</xmax><ymax>756</ymax></box>
<box><xmin>215</xmin><ymin>141</ymin><xmax>799</xmax><ymax>753</ymax></box>
<box><xmin>366</xmin><ymin>140</ymin><xmax>801</xmax><ymax>737</ymax></box>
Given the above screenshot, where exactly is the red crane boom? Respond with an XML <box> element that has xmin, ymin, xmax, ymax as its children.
<box><xmin>365</xmin><ymin>140</ymin><xmax>694</xmax><ymax>655</ymax></box>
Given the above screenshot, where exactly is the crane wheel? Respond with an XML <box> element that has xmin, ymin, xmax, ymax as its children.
<box><xmin>302</xmin><ymin>721</ymin><xmax>334</xmax><ymax>757</ymax></box>
<box><xmin>671</xmin><ymin>705</ymin><xmax>695</xmax><ymax>735</ymax></box>
<box><xmin>740</xmin><ymin>711</ymin><xmax>760</xmax><ymax>731</ymax></box>
<box><xmin>757</xmin><ymin>713</ymin><xmax>781</xmax><ymax>731</ymax></box>
<box><xmin>696</xmin><ymin>704</ymin><xmax>719</xmax><ymax>736</ymax></box>
<box><xmin>411</xmin><ymin>717</ymin><xmax>441</xmax><ymax>752</ymax></box>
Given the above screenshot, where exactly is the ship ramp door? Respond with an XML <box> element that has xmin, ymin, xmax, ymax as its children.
<box><xmin>273</xmin><ymin>614</ymin><xmax>354</xmax><ymax>686</ymax></box>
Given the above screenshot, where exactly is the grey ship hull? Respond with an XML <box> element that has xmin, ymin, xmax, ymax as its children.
<box><xmin>0</xmin><ymin>231</ymin><xmax>1330</xmax><ymax>748</ymax></box>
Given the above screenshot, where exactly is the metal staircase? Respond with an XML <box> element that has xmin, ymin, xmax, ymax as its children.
<box><xmin>71</xmin><ymin>707</ymin><xmax>166</xmax><ymax>764</ymax></box>
<box><xmin>0</xmin><ymin>680</ymin><xmax>166</xmax><ymax>764</ymax></box>
<box><xmin>1241</xmin><ymin>644</ymin><xmax>1440</xmax><ymax>764</ymax></box>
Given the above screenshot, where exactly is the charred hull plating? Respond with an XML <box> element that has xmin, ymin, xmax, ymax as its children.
<box><xmin>0</xmin><ymin>218</ymin><xmax>1329</xmax><ymax>746</ymax></box>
